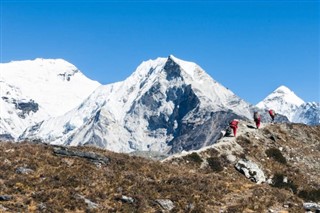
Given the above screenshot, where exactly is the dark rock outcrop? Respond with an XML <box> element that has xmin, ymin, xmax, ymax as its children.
<box><xmin>53</xmin><ymin>146</ymin><xmax>109</xmax><ymax>165</ymax></box>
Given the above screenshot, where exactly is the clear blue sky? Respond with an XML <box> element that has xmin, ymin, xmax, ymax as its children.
<box><xmin>1</xmin><ymin>0</ymin><xmax>319</xmax><ymax>104</ymax></box>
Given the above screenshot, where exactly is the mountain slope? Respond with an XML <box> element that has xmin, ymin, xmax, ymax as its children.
<box><xmin>20</xmin><ymin>55</ymin><xmax>257</xmax><ymax>154</ymax></box>
<box><xmin>1</xmin><ymin>122</ymin><xmax>319</xmax><ymax>212</ymax></box>
<box><xmin>0</xmin><ymin>58</ymin><xmax>101</xmax><ymax>140</ymax></box>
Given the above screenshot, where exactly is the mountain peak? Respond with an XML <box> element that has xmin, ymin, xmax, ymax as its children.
<box><xmin>7</xmin><ymin>58</ymin><xmax>76</xmax><ymax>70</ymax></box>
<box><xmin>257</xmin><ymin>85</ymin><xmax>305</xmax><ymax>107</ymax></box>
<box><xmin>166</xmin><ymin>55</ymin><xmax>198</xmax><ymax>78</ymax></box>
<box><xmin>273</xmin><ymin>85</ymin><xmax>293</xmax><ymax>94</ymax></box>
<box><xmin>270</xmin><ymin>85</ymin><xmax>305</xmax><ymax>105</ymax></box>
<box><xmin>128</xmin><ymin>56</ymin><xmax>199</xmax><ymax>84</ymax></box>
<box><xmin>256</xmin><ymin>85</ymin><xmax>305</xmax><ymax>121</ymax></box>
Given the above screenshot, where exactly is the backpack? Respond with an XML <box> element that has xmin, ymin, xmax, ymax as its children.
<box><xmin>225</xmin><ymin>126</ymin><xmax>232</xmax><ymax>136</ymax></box>
<box><xmin>230</xmin><ymin>120</ymin><xmax>238</xmax><ymax>127</ymax></box>
<box><xmin>269</xmin><ymin>109</ymin><xmax>275</xmax><ymax>116</ymax></box>
<box><xmin>254</xmin><ymin>112</ymin><xmax>260</xmax><ymax>120</ymax></box>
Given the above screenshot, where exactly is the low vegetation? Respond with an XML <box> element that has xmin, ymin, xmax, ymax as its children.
<box><xmin>298</xmin><ymin>189</ymin><xmax>320</xmax><ymax>202</ymax></box>
<box><xmin>206</xmin><ymin>157</ymin><xmax>223</xmax><ymax>172</ymax></box>
<box><xmin>265</xmin><ymin>148</ymin><xmax>287</xmax><ymax>164</ymax></box>
<box><xmin>0</xmin><ymin>123</ymin><xmax>319</xmax><ymax>212</ymax></box>
<box><xmin>183</xmin><ymin>152</ymin><xmax>203</xmax><ymax>164</ymax></box>
<box><xmin>271</xmin><ymin>173</ymin><xmax>298</xmax><ymax>194</ymax></box>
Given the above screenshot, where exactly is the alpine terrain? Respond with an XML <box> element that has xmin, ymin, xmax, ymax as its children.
<box><xmin>0</xmin><ymin>59</ymin><xmax>101</xmax><ymax>141</ymax></box>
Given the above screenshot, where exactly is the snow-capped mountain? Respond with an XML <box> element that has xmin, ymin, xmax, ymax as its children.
<box><xmin>20</xmin><ymin>55</ymin><xmax>256</xmax><ymax>154</ymax></box>
<box><xmin>293</xmin><ymin>102</ymin><xmax>320</xmax><ymax>126</ymax></box>
<box><xmin>256</xmin><ymin>86</ymin><xmax>319</xmax><ymax>125</ymax></box>
<box><xmin>0</xmin><ymin>80</ymin><xmax>49</xmax><ymax>140</ymax></box>
<box><xmin>256</xmin><ymin>85</ymin><xmax>304</xmax><ymax>120</ymax></box>
<box><xmin>0</xmin><ymin>58</ymin><xmax>101</xmax><ymax>140</ymax></box>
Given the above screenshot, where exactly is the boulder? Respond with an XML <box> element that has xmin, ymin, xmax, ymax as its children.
<box><xmin>235</xmin><ymin>159</ymin><xmax>266</xmax><ymax>184</ymax></box>
<box><xmin>155</xmin><ymin>199</ymin><xmax>175</xmax><ymax>211</ymax></box>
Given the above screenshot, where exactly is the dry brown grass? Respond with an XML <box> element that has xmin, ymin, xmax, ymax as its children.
<box><xmin>0</xmin><ymin>123</ymin><xmax>319</xmax><ymax>212</ymax></box>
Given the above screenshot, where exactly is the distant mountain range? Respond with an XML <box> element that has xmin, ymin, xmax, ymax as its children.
<box><xmin>1</xmin><ymin>56</ymin><xmax>318</xmax><ymax>153</ymax></box>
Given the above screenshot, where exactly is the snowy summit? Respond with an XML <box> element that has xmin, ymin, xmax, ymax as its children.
<box><xmin>1</xmin><ymin>58</ymin><xmax>100</xmax><ymax>116</ymax></box>
<box><xmin>256</xmin><ymin>85</ymin><xmax>304</xmax><ymax>121</ymax></box>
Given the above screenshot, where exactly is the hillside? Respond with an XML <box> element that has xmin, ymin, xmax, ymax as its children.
<box><xmin>1</xmin><ymin>122</ymin><xmax>319</xmax><ymax>212</ymax></box>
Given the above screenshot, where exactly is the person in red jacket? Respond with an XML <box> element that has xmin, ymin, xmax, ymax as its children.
<box><xmin>229</xmin><ymin>119</ymin><xmax>239</xmax><ymax>137</ymax></box>
<box><xmin>253</xmin><ymin>111</ymin><xmax>261</xmax><ymax>129</ymax></box>
<box><xmin>268</xmin><ymin>109</ymin><xmax>276</xmax><ymax>123</ymax></box>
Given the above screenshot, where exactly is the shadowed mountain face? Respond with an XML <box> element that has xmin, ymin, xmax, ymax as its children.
<box><xmin>135</xmin><ymin>83</ymin><xmax>200</xmax><ymax>135</ymax></box>
<box><xmin>168</xmin><ymin>111</ymin><xmax>246</xmax><ymax>154</ymax></box>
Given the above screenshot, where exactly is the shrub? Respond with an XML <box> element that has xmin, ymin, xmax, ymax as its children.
<box><xmin>271</xmin><ymin>173</ymin><xmax>297</xmax><ymax>194</ymax></box>
<box><xmin>185</xmin><ymin>152</ymin><xmax>203</xmax><ymax>164</ymax></box>
<box><xmin>207</xmin><ymin>157</ymin><xmax>223</xmax><ymax>172</ymax></box>
<box><xmin>298</xmin><ymin>189</ymin><xmax>320</xmax><ymax>202</ymax></box>
<box><xmin>226</xmin><ymin>205</ymin><xmax>246</xmax><ymax>213</ymax></box>
<box><xmin>266</xmin><ymin>148</ymin><xmax>287</xmax><ymax>164</ymax></box>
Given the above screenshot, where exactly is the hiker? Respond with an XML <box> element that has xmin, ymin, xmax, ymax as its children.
<box><xmin>253</xmin><ymin>111</ymin><xmax>261</xmax><ymax>129</ymax></box>
<box><xmin>268</xmin><ymin>109</ymin><xmax>276</xmax><ymax>123</ymax></box>
<box><xmin>229</xmin><ymin>119</ymin><xmax>239</xmax><ymax>137</ymax></box>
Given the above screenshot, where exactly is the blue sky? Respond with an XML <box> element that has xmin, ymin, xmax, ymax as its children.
<box><xmin>1</xmin><ymin>0</ymin><xmax>319</xmax><ymax>104</ymax></box>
